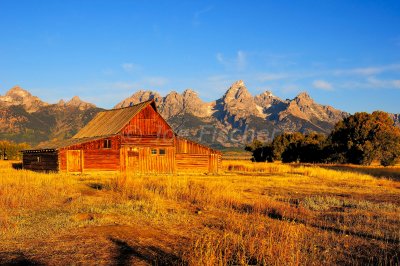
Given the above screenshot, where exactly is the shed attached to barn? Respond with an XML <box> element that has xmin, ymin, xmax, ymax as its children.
<box><xmin>22</xmin><ymin>100</ymin><xmax>221</xmax><ymax>173</ymax></box>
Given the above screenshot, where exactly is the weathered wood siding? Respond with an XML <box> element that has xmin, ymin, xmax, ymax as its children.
<box><xmin>83</xmin><ymin>150</ymin><xmax>120</xmax><ymax>171</ymax></box>
<box><xmin>121</xmin><ymin>146</ymin><xmax>175</xmax><ymax>173</ymax></box>
<box><xmin>209</xmin><ymin>153</ymin><xmax>221</xmax><ymax>174</ymax></box>
<box><xmin>22</xmin><ymin>151</ymin><xmax>58</xmax><ymax>172</ymax></box>
<box><xmin>122</xmin><ymin>136</ymin><xmax>174</xmax><ymax>147</ymax></box>
<box><xmin>176</xmin><ymin>138</ymin><xmax>212</xmax><ymax>154</ymax></box>
<box><xmin>122</xmin><ymin>104</ymin><xmax>174</xmax><ymax>138</ymax></box>
<box><xmin>67</xmin><ymin>150</ymin><xmax>83</xmax><ymax>172</ymax></box>
<box><xmin>175</xmin><ymin>153</ymin><xmax>221</xmax><ymax>173</ymax></box>
<box><xmin>59</xmin><ymin>150</ymin><xmax>67</xmax><ymax>170</ymax></box>
<box><xmin>175</xmin><ymin>154</ymin><xmax>209</xmax><ymax>172</ymax></box>
<box><xmin>119</xmin><ymin>105</ymin><xmax>176</xmax><ymax>173</ymax></box>
<box><xmin>59</xmin><ymin>136</ymin><xmax>121</xmax><ymax>172</ymax></box>
<box><xmin>175</xmin><ymin>138</ymin><xmax>221</xmax><ymax>173</ymax></box>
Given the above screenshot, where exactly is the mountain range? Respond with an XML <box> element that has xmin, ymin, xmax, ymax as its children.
<box><xmin>0</xmin><ymin>86</ymin><xmax>101</xmax><ymax>145</ymax></box>
<box><xmin>0</xmin><ymin>81</ymin><xmax>398</xmax><ymax>149</ymax></box>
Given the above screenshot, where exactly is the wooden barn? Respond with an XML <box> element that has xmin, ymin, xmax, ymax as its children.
<box><xmin>22</xmin><ymin>100</ymin><xmax>221</xmax><ymax>174</ymax></box>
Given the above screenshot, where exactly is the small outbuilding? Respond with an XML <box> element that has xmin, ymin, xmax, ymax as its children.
<box><xmin>22</xmin><ymin>100</ymin><xmax>221</xmax><ymax>173</ymax></box>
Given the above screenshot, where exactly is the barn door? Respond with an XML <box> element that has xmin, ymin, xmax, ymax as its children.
<box><xmin>127</xmin><ymin>148</ymin><xmax>139</xmax><ymax>172</ymax></box>
<box><xmin>209</xmin><ymin>153</ymin><xmax>219</xmax><ymax>174</ymax></box>
<box><xmin>67</xmin><ymin>150</ymin><xmax>82</xmax><ymax>172</ymax></box>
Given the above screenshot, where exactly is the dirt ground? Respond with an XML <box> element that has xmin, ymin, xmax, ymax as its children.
<box><xmin>1</xmin><ymin>161</ymin><xmax>399</xmax><ymax>265</ymax></box>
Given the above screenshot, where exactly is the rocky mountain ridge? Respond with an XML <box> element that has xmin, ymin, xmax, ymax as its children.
<box><xmin>0</xmin><ymin>86</ymin><xmax>102</xmax><ymax>144</ymax></box>
<box><xmin>115</xmin><ymin>80</ymin><xmax>349</xmax><ymax>147</ymax></box>
<box><xmin>0</xmin><ymin>82</ymin><xmax>398</xmax><ymax>148</ymax></box>
<box><xmin>0</xmin><ymin>86</ymin><xmax>49</xmax><ymax>112</ymax></box>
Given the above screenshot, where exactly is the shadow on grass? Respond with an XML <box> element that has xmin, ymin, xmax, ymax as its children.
<box><xmin>109</xmin><ymin>237</ymin><xmax>185</xmax><ymax>266</ymax></box>
<box><xmin>318</xmin><ymin>165</ymin><xmax>400</xmax><ymax>181</ymax></box>
<box><xmin>11</xmin><ymin>163</ymin><xmax>23</xmax><ymax>170</ymax></box>
<box><xmin>307</xmin><ymin>223</ymin><xmax>400</xmax><ymax>245</ymax></box>
<box><xmin>231</xmin><ymin>202</ymin><xmax>400</xmax><ymax>245</ymax></box>
<box><xmin>87</xmin><ymin>183</ymin><xmax>106</xmax><ymax>190</ymax></box>
<box><xmin>0</xmin><ymin>252</ymin><xmax>44</xmax><ymax>265</ymax></box>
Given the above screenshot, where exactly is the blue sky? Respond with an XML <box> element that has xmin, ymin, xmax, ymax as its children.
<box><xmin>0</xmin><ymin>0</ymin><xmax>399</xmax><ymax>113</ymax></box>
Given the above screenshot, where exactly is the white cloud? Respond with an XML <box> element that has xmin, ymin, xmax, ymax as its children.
<box><xmin>351</xmin><ymin>67</ymin><xmax>384</xmax><ymax>76</ymax></box>
<box><xmin>281</xmin><ymin>84</ymin><xmax>301</xmax><ymax>94</ymax></box>
<box><xmin>255</xmin><ymin>70</ymin><xmax>320</xmax><ymax>83</ymax></box>
<box><xmin>351</xmin><ymin>67</ymin><xmax>382</xmax><ymax>76</ymax></box>
<box><xmin>144</xmin><ymin>76</ymin><xmax>169</xmax><ymax>88</ymax></box>
<box><xmin>216</xmin><ymin>53</ymin><xmax>224</xmax><ymax>65</ymax></box>
<box><xmin>366</xmin><ymin>77</ymin><xmax>400</xmax><ymax>89</ymax></box>
<box><xmin>339</xmin><ymin>77</ymin><xmax>400</xmax><ymax>89</ymax></box>
<box><xmin>259</xmin><ymin>52</ymin><xmax>301</xmax><ymax>67</ymax></box>
<box><xmin>366</xmin><ymin>77</ymin><xmax>385</xmax><ymax>87</ymax></box>
<box><xmin>193</xmin><ymin>6</ymin><xmax>213</xmax><ymax>26</ymax></box>
<box><xmin>122</xmin><ymin>63</ymin><xmax>141</xmax><ymax>73</ymax></box>
<box><xmin>253</xmin><ymin>63</ymin><xmax>400</xmax><ymax>85</ymax></box>
<box><xmin>105</xmin><ymin>76</ymin><xmax>169</xmax><ymax>93</ymax></box>
<box><xmin>112</xmin><ymin>81</ymin><xmax>137</xmax><ymax>90</ymax></box>
<box><xmin>102</xmin><ymin>69</ymin><xmax>115</xmax><ymax>76</ymax></box>
<box><xmin>333</xmin><ymin>64</ymin><xmax>400</xmax><ymax>76</ymax></box>
<box><xmin>312</xmin><ymin>80</ymin><xmax>333</xmax><ymax>91</ymax></box>
<box><xmin>216</xmin><ymin>50</ymin><xmax>247</xmax><ymax>71</ymax></box>
<box><xmin>206</xmin><ymin>75</ymin><xmax>234</xmax><ymax>92</ymax></box>
<box><xmin>237</xmin><ymin>51</ymin><xmax>246</xmax><ymax>71</ymax></box>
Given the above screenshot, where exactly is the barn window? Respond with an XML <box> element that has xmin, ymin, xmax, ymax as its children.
<box><xmin>104</xmin><ymin>139</ymin><xmax>111</xmax><ymax>149</ymax></box>
<box><xmin>159</xmin><ymin>149</ymin><xmax>166</xmax><ymax>155</ymax></box>
<box><xmin>37</xmin><ymin>156</ymin><xmax>41</xmax><ymax>162</ymax></box>
<box><xmin>151</xmin><ymin>149</ymin><xmax>157</xmax><ymax>155</ymax></box>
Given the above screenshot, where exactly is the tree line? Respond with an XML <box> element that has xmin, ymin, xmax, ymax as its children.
<box><xmin>245</xmin><ymin>111</ymin><xmax>400</xmax><ymax>166</ymax></box>
<box><xmin>0</xmin><ymin>140</ymin><xmax>30</xmax><ymax>160</ymax></box>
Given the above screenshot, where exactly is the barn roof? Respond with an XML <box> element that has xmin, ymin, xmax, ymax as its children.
<box><xmin>73</xmin><ymin>100</ymin><xmax>155</xmax><ymax>139</ymax></box>
<box><xmin>25</xmin><ymin>100</ymin><xmax>157</xmax><ymax>151</ymax></box>
<box><xmin>25</xmin><ymin>135</ymin><xmax>116</xmax><ymax>151</ymax></box>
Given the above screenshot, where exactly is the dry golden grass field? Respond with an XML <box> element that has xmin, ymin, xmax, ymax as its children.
<box><xmin>0</xmin><ymin>160</ymin><xmax>399</xmax><ymax>265</ymax></box>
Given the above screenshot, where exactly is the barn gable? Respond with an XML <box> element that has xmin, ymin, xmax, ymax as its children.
<box><xmin>121</xmin><ymin>103</ymin><xmax>174</xmax><ymax>138</ymax></box>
